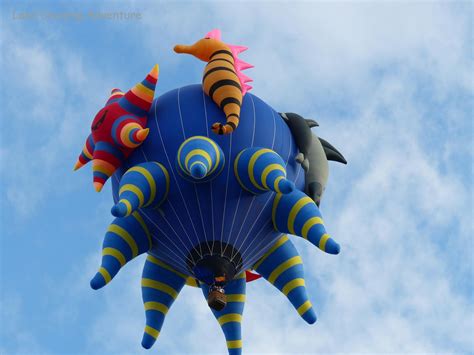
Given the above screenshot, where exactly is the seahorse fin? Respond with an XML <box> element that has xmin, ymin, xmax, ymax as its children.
<box><xmin>242</xmin><ymin>84</ymin><xmax>253</xmax><ymax>95</ymax></box>
<box><xmin>205</xmin><ymin>29</ymin><xmax>222</xmax><ymax>40</ymax></box>
<box><xmin>235</xmin><ymin>58</ymin><xmax>254</xmax><ymax>71</ymax></box>
<box><xmin>229</xmin><ymin>45</ymin><xmax>248</xmax><ymax>55</ymax></box>
<box><xmin>238</xmin><ymin>72</ymin><xmax>253</xmax><ymax>83</ymax></box>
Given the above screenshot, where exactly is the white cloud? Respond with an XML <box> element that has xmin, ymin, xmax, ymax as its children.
<box><xmin>0</xmin><ymin>293</ymin><xmax>44</xmax><ymax>354</ymax></box>
<box><xmin>0</xmin><ymin>23</ymin><xmax>115</xmax><ymax>215</ymax></box>
<box><xmin>135</xmin><ymin>2</ymin><xmax>471</xmax><ymax>109</ymax></box>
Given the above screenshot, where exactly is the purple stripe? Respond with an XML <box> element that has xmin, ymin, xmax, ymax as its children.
<box><xmin>141</xmin><ymin>78</ymin><xmax>155</xmax><ymax>90</ymax></box>
<box><xmin>93</xmin><ymin>171</ymin><xmax>109</xmax><ymax>180</ymax></box>
<box><xmin>128</xmin><ymin>128</ymin><xmax>141</xmax><ymax>145</ymax></box>
<box><xmin>119</xmin><ymin>97</ymin><xmax>148</xmax><ymax>117</ymax></box>
<box><xmin>94</xmin><ymin>141</ymin><xmax>125</xmax><ymax>160</ymax></box>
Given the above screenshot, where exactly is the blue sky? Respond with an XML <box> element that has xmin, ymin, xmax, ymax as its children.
<box><xmin>1</xmin><ymin>1</ymin><xmax>473</xmax><ymax>354</ymax></box>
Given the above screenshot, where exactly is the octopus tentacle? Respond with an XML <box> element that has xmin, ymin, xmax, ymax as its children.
<box><xmin>90</xmin><ymin>212</ymin><xmax>151</xmax><ymax>289</ymax></box>
<box><xmin>200</xmin><ymin>273</ymin><xmax>246</xmax><ymax>355</ymax></box>
<box><xmin>141</xmin><ymin>255</ymin><xmax>187</xmax><ymax>349</ymax></box>
<box><xmin>272</xmin><ymin>189</ymin><xmax>340</xmax><ymax>255</ymax></box>
<box><xmin>253</xmin><ymin>235</ymin><xmax>317</xmax><ymax>324</ymax></box>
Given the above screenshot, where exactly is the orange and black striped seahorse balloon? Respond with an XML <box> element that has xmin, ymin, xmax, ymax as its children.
<box><xmin>174</xmin><ymin>29</ymin><xmax>253</xmax><ymax>135</ymax></box>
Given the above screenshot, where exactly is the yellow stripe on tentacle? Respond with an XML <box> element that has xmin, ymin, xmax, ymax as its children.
<box><xmin>253</xmin><ymin>235</ymin><xmax>288</xmax><ymax>270</ymax></box>
<box><xmin>226</xmin><ymin>294</ymin><xmax>246</xmax><ymax>303</ymax></box>
<box><xmin>218</xmin><ymin>313</ymin><xmax>242</xmax><ymax>326</ymax></box>
<box><xmin>146</xmin><ymin>255</ymin><xmax>187</xmax><ymax>279</ymax></box>
<box><xmin>248</xmin><ymin>149</ymin><xmax>273</xmax><ymax>191</ymax></box>
<box><xmin>126</xmin><ymin>166</ymin><xmax>156</xmax><ymax>206</ymax></box>
<box><xmin>102</xmin><ymin>247</ymin><xmax>126</xmax><ymax>267</ymax></box>
<box><xmin>141</xmin><ymin>278</ymin><xmax>179</xmax><ymax>299</ymax></box>
<box><xmin>227</xmin><ymin>340</ymin><xmax>243</xmax><ymax>349</ymax></box>
<box><xmin>301</xmin><ymin>217</ymin><xmax>324</xmax><ymax>239</ymax></box>
<box><xmin>287</xmin><ymin>196</ymin><xmax>313</xmax><ymax>235</ymax></box>
<box><xmin>185</xmin><ymin>149</ymin><xmax>212</xmax><ymax>169</ymax></box>
<box><xmin>112</xmin><ymin>162</ymin><xmax>169</xmax><ymax>218</ymax></box>
<box><xmin>98</xmin><ymin>267</ymin><xmax>111</xmax><ymax>284</ymax></box>
<box><xmin>261</xmin><ymin>164</ymin><xmax>286</xmax><ymax>189</ymax></box>
<box><xmin>297</xmin><ymin>300</ymin><xmax>313</xmax><ymax>316</ymax></box>
<box><xmin>282</xmin><ymin>278</ymin><xmax>305</xmax><ymax>296</ymax></box>
<box><xmin>144</xmin><ymin>301</ymin><xmax>169</xmax><ymax>315</ymax></box>
<box><xmin>119</xmin><ymin>184</ymin><xmax>145</xmax><ymax>206</ymax></box>
<box><xmin>144</xmin><ymin>325</ymin><xmax>160</xmax><ymax>339</ymax></box>
<box><xmin>267</xmin><ymin>256</ymin><xmax>303</xmax><ymax>284</ymax></box>
<box><xmin>107</xmin><ymin>224</ymin><xmax>138</xmax><ymax>257</ymax></box>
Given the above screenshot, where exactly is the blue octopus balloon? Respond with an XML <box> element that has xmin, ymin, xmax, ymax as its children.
<box><xmin>74</xmin><ymin>29</ymin><xmax>346</xmax><ymax>355</ymax></box>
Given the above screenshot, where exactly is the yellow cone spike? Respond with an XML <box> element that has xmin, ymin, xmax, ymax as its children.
<box><xmin>73</xmin><ymin>160</ymin><xmax>84</xmax><ymax>171</ymax></box>
<box><xmin>94</xmin><ymin>182</ymin><xmax>104</xmax><ymax>192</ymax></box>
<box><xmin>149</xmin><ymin>64</ymin><xmax>159</xmax><ymax>79</ymax></box>
<box><xmin>136</xmin><ymin>128</ymin><xmax>150</xmax><ymax>142</ymax></box>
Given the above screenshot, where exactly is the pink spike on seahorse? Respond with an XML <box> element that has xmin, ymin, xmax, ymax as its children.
<box><xmin>229</xmin><ymin>44</ymin><xmax>248</xmax><ymax>56</ymax></box>
<box><xmin>205</xmin><ymin>29</ymin><xmax>221</xmax><ymax>40</ymax></box>
<box><xmin>238</xmin><ymin>72</ymin><xmax>253</xmax><ymax>83</ymax></box>
<box><xmin>235</xmin><ymin>58</ymin><xmax>254</xmax><ymax>71</ymax></box>
<box><xmin>242</xmin><ymin>84</ymin><xmax>253</xmax><ymax>96</ymax></box>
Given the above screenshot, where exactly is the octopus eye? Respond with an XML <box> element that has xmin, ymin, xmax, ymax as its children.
<box><xmin>92</xmin><ymin>110</ymin><xmax>108</xmax><ymax>131</ymax></box>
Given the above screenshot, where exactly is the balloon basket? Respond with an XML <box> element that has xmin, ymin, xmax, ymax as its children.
<box><xmin>208</xmin><ymin>285</ymin><xmax>227</xmax><ymax>311</ymax></box>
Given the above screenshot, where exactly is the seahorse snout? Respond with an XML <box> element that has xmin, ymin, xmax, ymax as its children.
<box><xmin>174</xmin><ymin>44</ymin><xmax>194</xmax><ymax>54</ymax></box>
<box><xmin>174</xmin><ymin>39</ymin><xmax>222</xmax><ymax>62</ymax></box>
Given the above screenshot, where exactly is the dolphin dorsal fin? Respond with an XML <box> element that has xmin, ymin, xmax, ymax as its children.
<box><xmin>319</xmin><ymin>138</ymin><xmax>347</xmax><ymax>164</ymax></box>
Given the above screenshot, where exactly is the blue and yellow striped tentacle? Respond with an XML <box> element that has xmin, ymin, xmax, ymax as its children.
<box><xmin>272</xmin><ymin>189</ymin><xmax>340</xmax><ymax>255</ymax></box>
<box><xmin>234</xmin><ymin>147</ymin><xmax>295</xmax><ymax>195</ymax></box>
<box><xmin>90</xmin><ymin>212</ymin><xmax>151</xmax><ymax>290</ymax></box>
<box><xmin>253</xmin><ymin>235</ymin><xmax>317</xmax><ymax>324</ymax></box>
<box><xmin>111</xmin><ymin>162</ymin><xmax>170</xmax><ymax>218</ymax></box>
<box><xmin>141</xmin><ymin>255</ymin><xmax>187</xmax><ymax>349</ymax></box>
<box><xmin>176</xmin><ymin>136</ymin><xmax>225</xmax><ymax>182</ymax></box>
<box><xmin>200</xmin><ymin>272</ymin><xmax>246</xmax><ymax>355</ymax></box>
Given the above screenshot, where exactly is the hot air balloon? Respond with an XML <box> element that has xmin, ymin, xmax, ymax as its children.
<box><xmin>74</xmin><ymin>29</ymin><xmax>346</xmax><ymax>355</ymax></box>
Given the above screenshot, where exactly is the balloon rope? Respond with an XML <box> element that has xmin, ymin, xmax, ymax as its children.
<box><xmin>221</xmin><ymin>94</ymin><xmax>258</xmax><ymax>258</ymax></box>
<box><xmin>229</xmin><ymin>104</ymin><xmax>278</xmax><ymax>261</ymax></box>
<box><xmin>154</xmin><ymin>96</ymin><xmax>203</xmax><ymax>259</ymax></box>
<box><xmin>202</xmin><ymin>88</ymin><xmax>214</xmax><ymax>256</ymax></box>
<box><xmin>231</xmin><ymin>118</ymin><xmax>294</xmax><ymax>264</ymax></box>
<box><xmin>138</xmin><ymin>149</ymin><xmax>199</xmax><ymax>266</ymax></box>
<box><xmin>219</xmin><ymin>132</ymin><xmax>233</xmax><ymax>256</ymax></box>
<box><xmin>148</xmin><ymin>232</ymin><xmax>190</xmax><ymax>275</ymax></box>
<box><xmin>160</xmin><ymin>202</ymin><xmax>200</xmax><ymax>264</ymax></box>
<box><xmin>230</xmin><ymin>193</ymin><xmax>274</xmax><ymax>263</ymax></box>
<box><xmin>241</xmin><ymin>227</ymin><xmax>280</xmax><ymax>272</ymax></box>
<box><xmin>231</xmin><ymin>195</ymin><xmax>255</xmax><ymax>253</ymax></box>
<box><xmin>237</xmin><ymin>217</ymin><xmax>274</xmax><ymax>262</ymax></box>
<box><xmin>270</xmin><ymin>108</ymin><xmax>277</xmax><ymax>150</ymax></box>
<box><xmin>193</xmin><ymin>183</ymin><xmax>210</xmax><ymax>255</ymax></box>
<box><xmin>250</xmin><ymin>94</ymin><xmax>257</xmax><ymax>147</ymax></box>
<box><xmin>177</xmin><ymin>88</ymin><xmax>204</xmax><ymax>258</ymax></box>
<box><xmin>141</xmin><ymin>209</ymin><xmax>197</xmax><ymax>267</ymax></box>
<box><xmin>226</xmin><ymin>189</ymin><xmax>243</xmax><ymax>253</ymax></box>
